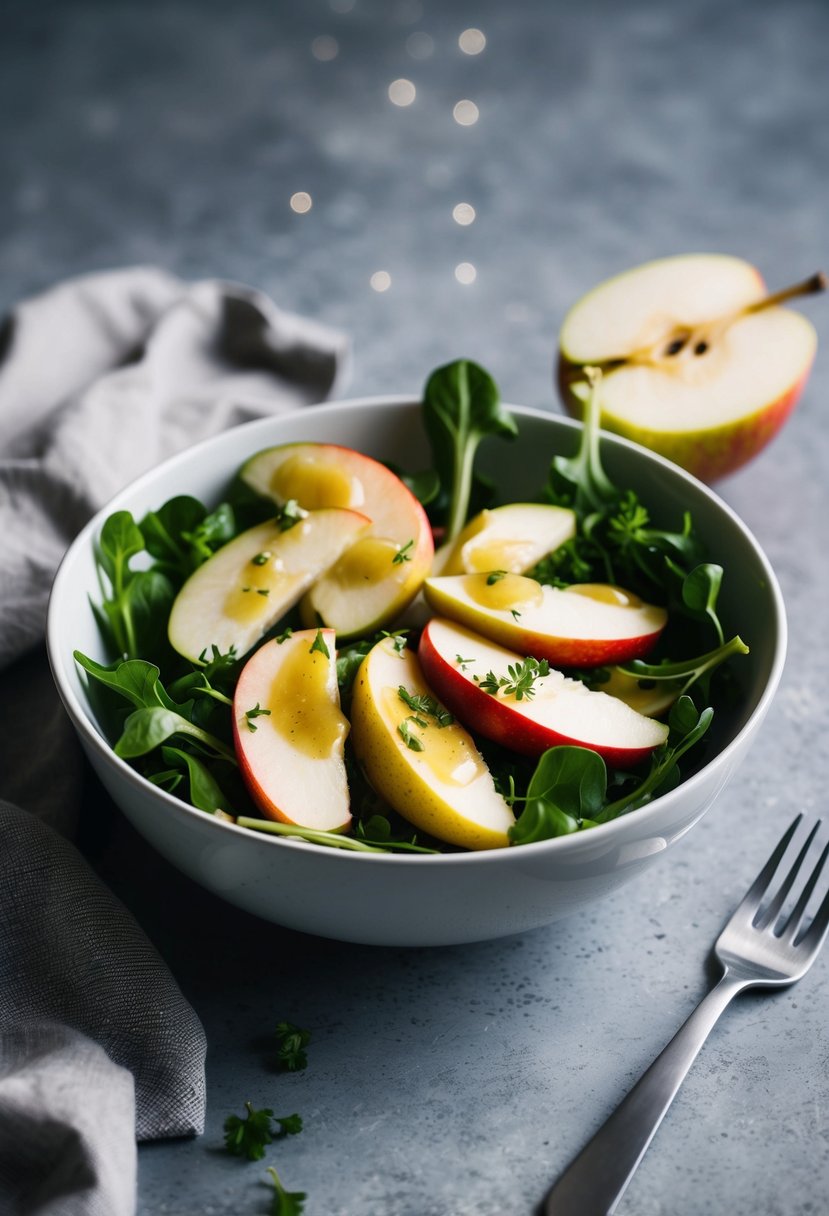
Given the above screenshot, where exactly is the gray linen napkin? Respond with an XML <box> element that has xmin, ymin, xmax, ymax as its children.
<box><xmin>0</xmin><ymin>267</ymin><xmax>349</xmax><ymax>1215</ymax></box>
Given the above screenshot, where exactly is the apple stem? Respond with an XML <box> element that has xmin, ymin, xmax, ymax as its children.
<box><xmin>744</xmin><ymin>270</ymin><xmax>827</xmax><ymax>315</ymax></box>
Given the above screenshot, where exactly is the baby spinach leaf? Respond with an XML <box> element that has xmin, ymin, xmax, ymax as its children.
<box><xmin>139</xmin><ymin>495</ymin><xmax>207</xmax><ymax>577</ymax></box>
<box><xmin>96</xmin><ymin>511</ymin><xmax>145</xmax><ymax>583</ymax></box>
<box><xmin>114</xmin><ymin>706</ymin><xmax>236</xmax><ymax>763</ymax></box>
<box><xmin>76</xmin><ymin>653</ymin><xmax>164</xmax><ymax>707</ymax></box>
<box><xmin>423</xmin><ymin>358</ymin><xmax>518</xmax><ymax>543</ymax></box>
<box><xmin>508</xmin><ymin>746</ymin><xmax>607</xmax><ymax>844</ymax></box>
<box><xmin>160</xmin><ymin>746</ymin><xmax>231</xmax><ymax>814</ymax></box>
<box><xmin>681</xmin><ymin>563</ymin><xmax>725</xmax><ymax>645</ymax></box>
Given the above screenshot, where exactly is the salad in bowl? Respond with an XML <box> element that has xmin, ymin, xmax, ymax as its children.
<box><xmin>49</xmin><ymin>361</ymin><xmax>784</xmax><ymax>944</ymax></box>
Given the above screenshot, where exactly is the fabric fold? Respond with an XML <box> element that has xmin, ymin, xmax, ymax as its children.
<box><xmin>0</xmin><ymin>267</ymin><xmax>350</xmax><ymax>1216</ymax></box>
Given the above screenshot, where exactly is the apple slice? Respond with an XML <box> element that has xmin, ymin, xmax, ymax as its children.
<box><xmin>348</xmin><ymin>636</ymin><xmax>514</xmax><ymax>850</ymax></box>
<box><xmin>419</xmin><ymin>618</ymin><xmax>668</xmax><ymax>766</ymax></box>
<box><xmin>422</xmin><ymin>573</ymin><xmax>667</xmax><ymax>666</ymax></box>
<box><xmin>167</xmin><ymin>509</ymin><xmax>369</xmax><ymax>663</ymax></box>
<box><xmin>239</xmin><ymin>441</ymin><xmax>434</xmax><ymax>636</ymax></box>
<box><xmin>558</xmin><ymin>254</ymin><xmax>822</xmax><ymax>481</ymax></box>
<box><xmin>233</xmin><ymin>628</ymin><xmax>351</xmax><ymax>831</ymax></box>
<box><xmin>432</xmin><ymin>502</ymin><xmax>576</xmax><ymax>577</ymax></box>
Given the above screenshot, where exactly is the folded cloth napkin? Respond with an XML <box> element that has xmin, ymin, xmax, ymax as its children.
<box><xmin>0</xmin><ymin>267</ymin><xmax>350</xmax><ymax>1215</ymax></box>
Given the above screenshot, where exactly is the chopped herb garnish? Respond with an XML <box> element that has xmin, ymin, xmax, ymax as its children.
<box><xmin>266</xmin><ymin>1165</ymin><xmax>306</xmax><ymax>1216</ymax></box>
<box><xmin>456</xmin><ymin>654</ymin><xmax>475</xmax><ymax>671</ymax></box>
<box><xmin>223</xmin><ymin>1102</ymin><xmax>275</xmax><ymax>1161</ymax></box>
<box><xmin>275</xmin><ymin>1021</ymin><xmax>311</xmax><ymax>1072</ymax></box>
<box><xmin>393</xmin><ymin>539</ymin><xmax>414</xmax><ymax>564</ymax></box>
<box><xmin>486</xmin><ymin>569</ymin><xmax>507</xmax><ymax>585</ymax></box>
<box><xmin>274</xmin><ymin>1113</ymin><xmax>303</xmax><ymax>1138</ymax></box>
<box><xmin>398</xmin><ymin>718</ymin><xmax>426</xmax><ymax>751</ymax></box>
<box><xmin>251</xmin><ymin>551</ymin><xmax>272</xmax><ymax>566</ymax></box>
<box><xmin>245</xmin><ymin>703</ymin><xmax>272</xmax><ymax>731</ymax></box>
<box><xmin>277</xmin><ymin>499</ymin><xmax>307</xmax><ymax>531</ymax></box>
<box><xmin>257</xmin><ymin>587</ymin><xmax>270</xmax><ymax>597</ymax></box>
<box><xmin>276</xmin><ymin>627</ymin><xmax>294</xmax><ymax>644</ymax></box>
<box><xmin>510</xmin><ymin>609</ymin><xmax>522</xmax><ymax>620</ymax></box>
<box><xmin>397</xmin><ymin>685</ymin><xmax>454</xmax><ymax>727</ymax></box>
<box><xmin>309</xmin><ymin>629</ymin><xmax>330</xmax><ymax>659</ymax></box>
<box><xmin>478</xmin><ymin>657</ymin><xmax>550</xmax><ymax>701</ymax></box>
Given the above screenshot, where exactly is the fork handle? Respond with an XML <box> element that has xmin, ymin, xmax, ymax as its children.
<box><xmin>542</xmin><ymin>972</ymin><xmax>748</xmax><ymax>1216</ymax></box>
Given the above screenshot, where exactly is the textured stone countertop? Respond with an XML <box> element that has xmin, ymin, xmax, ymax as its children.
<box><xmin>3</xmin><ymin>1</ymin><xmax>829</xmax><ymax>1213</ymax></box>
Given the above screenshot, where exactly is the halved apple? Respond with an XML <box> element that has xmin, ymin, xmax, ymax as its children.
<box><xmin>432</xmin><ymin>502</ymin><xmax>576</xmax><ymax>577</ymax></box>
<box><xmin>239</xmin><ymin>441</ymin><xmax>433</xmax><ymax>636</ymax></box>
<box><xmin>233</xmin><ymin>628</ymin><xmax>351</xmax><ymax>831</ymax></box>
<box><xmin>348</xmin><ymin>636</ymin><xmax>514</xmax><ymax>850</ymax></box>
<box><xmin>423</xmin><ymin>573</ymin><xmax>667</xmax><ymax>666</ymax></box>
<box><xmin>419</xmin><ymin>619</ymin><xmax>668</xmax><ymax>766</ymax></box>
<box><xmin>558</xmin><ymin>254</ymin><xmax>822</xmax><ymax>481</ymax></box>
<box><xmin>168</xmin><ymin>509</ymin><xmax>369</xmax><ymax>663</ymax></box>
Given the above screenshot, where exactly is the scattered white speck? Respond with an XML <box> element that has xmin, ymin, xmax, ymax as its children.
<box><xmin>454</xmin><ymin>262</ymin><xmax>477</xmax><ymax>285</ymax></box>
<box><xmin>452</xmin><ymin>202</ymin><xmax>476</xmax><ymax>226</ymax></box>
<box><xmin>459</xmin><ymin>28</ymin><xmax>486</xmax><ymax>55</ymax></box>
<box><xmin>453</xmin><ymin>99</ymin><xmax>479</xmax><ymax>126</ymax></box>
<box><xmin>370</xmin><ymin>271</ymin><xmax>392</xmax><ymax>292</ymax></box>
<box><xmin>389</xmin><ymin>78</ymin><xmax>417</xmax><ymax>106</ymax></box>
<box><xmin>311</xmin><ymin>35</ymin><xmax>339</xmax><ymax>61</ymax></box>
<box><xmin>289</xmin><ymin>192</ymin><xmax>313</xmax><ymax>214</ymax></box>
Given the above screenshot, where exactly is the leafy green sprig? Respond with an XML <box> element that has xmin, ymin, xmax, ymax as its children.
<box><xmin>266</xmin><ymin>1165</ymin><xmax>306</xmax><ymax>1216</ymax></box>
<box><xmin>223</xmin><ymin>1103</ymin><xmax>303</xmax><ymax>1162</ymax></box>
<box><xmin>422</xmin><ymin>358</ymin><xmax>518</xmax><ymax>543</ymax></box>
<box><xmin>507</xmin><ymin>697</ymin><xmax>714</xmax><ymax>844</ymax></box>
<box><xmin>274</xmin><ymin>1022</ymin><xmax>311</xmax><ymax>1072</ymax></box>
<box><xmin>476</xmin><ymin>657</ymin><xmax>550</xmax><ymax>701</ymax></box>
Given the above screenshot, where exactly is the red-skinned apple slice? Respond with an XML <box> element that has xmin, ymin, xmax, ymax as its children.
<box><xmin>432</xmin><ymin>502</ymin><xmax>576</xmax><ymax>577</ymax></box>
<box><xmin>348</xmin><ymin>636</ymin><xmax>514</xmax><ymax>850</ymax></box>
<box><xmin>422</xmin><ymin>573</ymin><xmax>667</xmax><ymax>667</ymax></box>
<box><xmin>418</xmin><ymin>618</ymin><xmax>668</xmax><ymax>766</ymax></box>
<box><xmin>233</xmin><ymin>628</ymin><xmax>351</xmax><ymax>832</ymax></box>
<box><xmin>557</xmin><ymin>254</ymin><xmax>824</xmax><ymax>481</ymax></box>
<box><xmin>168</xmin><ymin>509</ymin><xmax>369</xmax><ymax>663</ymax></box>
<box><xmin>239</xmin><ymin>441</ymin><xmax>434</xmax><ymax>636</ymax></box>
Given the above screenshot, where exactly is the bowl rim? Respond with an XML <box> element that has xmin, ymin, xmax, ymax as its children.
<box><xmin>47</xmin><ymin>394</ymin><xmax>788</xmax><ymax>867</ymax></box>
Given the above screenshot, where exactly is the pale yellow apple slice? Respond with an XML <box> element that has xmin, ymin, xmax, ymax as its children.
<box><xmin>423</xmin><ymin>574</ymin><xmax>667</xmax><ymax>667</ymax></box>
<box><xmin>239</xmin><ymin>441</ymin><xmax>434</xmax><ymax>637</ymax></box>
<box><xmin>167</xmin><ymin>509</ymin><xmax>369</xmax><ymax>663</ymax></box>
<box><xmin>349</xmin><ymin>637</ymin><xmax>515</xmax><ymax>851</ymax></box>
<box><xmin>233</xmin><ymin>628</ymin><xmax>351</xmax><ymax>832</ymax></box>
<box><xmin>432</xmin><ymin>502</ymin><xmax>576</xmax><ymax>577</ymax></box>
<box><xmin>558</xmin><ymin>253</ymin><xmax>819</xmax><ymax>481</ymax></box>
<box><xmin>418</xmin><ymin>618</ymin><xmax>668</xmax><ymax>766</ymax></box>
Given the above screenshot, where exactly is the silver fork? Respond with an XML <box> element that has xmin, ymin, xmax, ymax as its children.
<box><xmin>543</xmin><ymin>814</ymin><xmax>829</xmax><ymax>1216</ymax></box>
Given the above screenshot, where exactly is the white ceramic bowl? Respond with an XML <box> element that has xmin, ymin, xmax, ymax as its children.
<box><xmin>47</xmin><ymin>398</ymin><xmax>786</xmax><ymax>947</ymax></box>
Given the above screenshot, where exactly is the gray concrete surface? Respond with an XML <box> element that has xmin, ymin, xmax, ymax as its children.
<box><xmin>3</xmin><ymin>0</ymin><xmax>828</xmax><ymax>1212</ymax></box>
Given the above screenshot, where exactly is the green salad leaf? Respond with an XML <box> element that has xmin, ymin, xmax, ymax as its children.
<box><xmin>423</xmin><ymin>358</ymin><xmax>518</xmax><ymax>543</ymax></box>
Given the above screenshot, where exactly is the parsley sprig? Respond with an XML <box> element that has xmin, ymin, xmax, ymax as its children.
<box><xmin>275</xmin><ymin>1021</ymin><xmax>311</xmax><ymax>1072</ymax></box>
<box><xmin>397</xmin><ymin>686</ymin><xmax>454</xmax><ymax>727</ymax></box>
<box><xmin>266</xmin><ymin>1165</ymin><xmax>306</xmax><ymax>1216</ymax></box>
<box><xmin>223</xmin><ymin>1103</ymin><xmax>302</xmax><ymax>1161</ymax></box>
<box><xmin>477</xmin><ymin>657</ymin><xmax>550</xmax><ymax>701</ymax></box>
